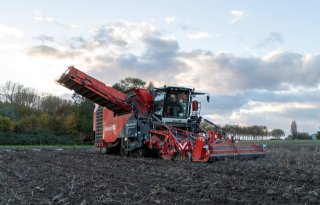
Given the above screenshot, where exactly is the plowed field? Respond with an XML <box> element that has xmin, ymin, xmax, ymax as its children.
<box><xmin>0</xmin><ymin>144</ymin><xmax>319</xmax><ymax>204</ymax></box>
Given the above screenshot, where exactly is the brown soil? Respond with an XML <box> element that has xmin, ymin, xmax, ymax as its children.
<box><xmin>0</xmin><ymin>144</ymin><xmax>319</xmax><ymax>204</ymax></box>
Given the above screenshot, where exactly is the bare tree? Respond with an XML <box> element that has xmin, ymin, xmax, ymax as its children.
<box><xmin>291</xmin><ymin>120</ymin><xmax>298</xmax><ymax>137</ymax></box>
<box><xmin>0</xmin><ymin>81</ymin><xmax>18</xmax><ymax>103</ymax></box>
<box><xmin>14</xmin><ymin>87</ymin><xmax>38</xmax><ymax>107</ymax></box>
<box><xmin>1</xmin><ymin>81</ymin><xmax>40</xmax><ymax>108</ymax></box>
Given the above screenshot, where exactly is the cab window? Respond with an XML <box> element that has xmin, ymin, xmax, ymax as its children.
<box><xmin>154</xmin><ymin>91</ymin><xmax>165</xmax><ymax>117</ymax></box>
<box><xmin>163</xmin><ymin>91</ymin><xmax>188</xmax><ymax>118</ymax></box>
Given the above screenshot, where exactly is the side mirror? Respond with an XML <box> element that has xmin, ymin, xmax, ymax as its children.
<box><xmin>192</xmin><ymin>100</ymin><xmax>199</xmax><ymax>111</ymax></box>
<box><xmin>206</xmin><ymin>95</ymin><xmax>210</xmax><ymax>102</ymax></box>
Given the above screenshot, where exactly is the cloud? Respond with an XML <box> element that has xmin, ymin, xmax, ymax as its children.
<box><xmin>187</xmin><ymin>32</ymin><xmax>211</xmax><ymax>40</ymax></box>
<box><xmin>179</xmin><ymin>22</ymin><xmax>198</xmax><ymax>31</ymax></box>
<box><xmin>92</xmin><ymin>26</ymin><xmax>129</xmax><ymax>48</ymax></box>
<box><xmin>164</xmin><ymin>16</ymin><xmax>176</xmax><ymax>24</ymax></box>
<box><xmin>0</xmin><ymin>24</ymin><xmax>23</xmax><ymax>38</ymax></box>
<box><xmin>33</xmin><ymin>11</ymin><xmax>76</xmax><ymax>28</ymax></box>
<box><xmin>26</xmin><ymin>20</ymin><xmax>320</xmax><ymax>134</ymax></box>
<box><xmin>88</xmin><ymin>33</ymin><xmax>182</xmax><ymax>84</ymax></box>
<box><xmin>87</xmin><ymin>21</ymin><xmax>160</xmax><ymax>50</ymax></box>
<box><xmin>230</xmin><ymin>10</ymin><xmax>247</xmax><ymax>24</ymax></box>
<box><xmin>33</xmin><ymin>35</ymin><xmax>55</xmax><ymax>43</ymax></box>
<box><xmin>179</xmin><ymin>50</ymin><xmax>320</xmax><ymax>94</ymax></box>
<box><xmin>205</xmin><ymin>88</ymin><xmax>320</xmax><ymax>114</ymax></box>
<box><xmin>68</xmin><ymin>36</ymin><xmax>87</xmax><ymax>49</ymax></box>
<box><xmin>45</xmin><ymin>21</ymin><xmax>181</xmax><ymax>83</ymax></box>
<box><xmin>27</xmin><ymin>45</ymin><xmax>76</xmax><ymax>59</ymax></box>
<box><xmin>27</xmin><ymin>21</ymin><xmax>320</xmax><ymax>95</ymax></box>
<box><xmin>142</xmin><ymin>35</ymin><xmax>179</xmax><ymax>60</ymax></box>
<box><xmin>256</xmin><ymin>32</ymin><xmax>284</xmax><ymax>48</ymax></box>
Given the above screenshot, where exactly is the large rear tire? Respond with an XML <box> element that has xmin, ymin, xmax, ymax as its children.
<box><xmin>100</xmin><ymin>147</ymin><xmax>109</xmax><ymax>154</ymax></box>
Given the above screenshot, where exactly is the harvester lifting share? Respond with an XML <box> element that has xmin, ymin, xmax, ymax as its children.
<box><xmin>57</xmin><ymin>66</ymin><xmax>265</xmax><ymax>162</ymax></box>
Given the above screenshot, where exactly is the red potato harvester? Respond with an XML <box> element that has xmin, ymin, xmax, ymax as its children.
<box><xmin>57</xmin><ymin>66</ymin><xmax>265</xmax><ymax>162</ymax></box>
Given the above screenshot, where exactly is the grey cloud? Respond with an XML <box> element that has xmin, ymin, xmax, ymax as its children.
<box><xmin>27</xmin><ymin>21</ymin><xmax>320</xmax><ymax>95</ymax></box>
<box><xmin>28</xmin><ymin>45</ymin><xmax>58</xmax><ymax>56</ymax></box>
<box><xmin>202</xmin><ymin>94</ymin><xmax>248</xmax><ymax>114</ymax></box>
<box><xmin>95</xmin><ymin>46</ymin><xmax>320</xmax><ymax>95</ymax></box>
<box><xmin>27</xmin><ymin>21</ymin><xmax>183</xmax><ymax>83</ymax></box>
<box><xmin>28</xmin><ymin>35</ymin><xmax>320</xmax><ymax>95</ymax></box>
<box><xmin>260</xmin><ymin>52</ymin><xmax>320</xmax><ymax>88</ymax></box>
<box><xmin>178</xmin><ymin>22</ymin><xmax>198</xmax><ymax>31</ymax></box>
<box><xmin>117</xmin><ymin>54</ymin><xmax>139</xmax><ymax>67</ymax></box>
<box><xmin>93</xmin><ymin>27</ymin><xmax>128</xmax><ymax>48</ymax></box>
<box><xmin>182</xmin><ymin>51</ymin><xmax>320</xmax><ymax>92</ymax></box>
<box><xmin>68</xmin><ymin>36</ymin><xmax>87</xmax><ymax>49</ymax></box>
<box><xmin>34</xmin><ymin>35</ymin><xmax>55</xmax><ymax>43</ymax></box>
<box><xmin>86</xmin><ymin>66</ymin><xmax>126</xmax><ymax>86</ymax></box>
<box><xmin>27</xmin><ymin>45</ymin><xmax>76</xmax><ymax>59</ymax></box>
<box><xmin>87</xmin><ymin>31</ymin><xmax>182</xmax><ymax>81</ymax></box>
<box><xmin>90</xmin><ymin>35</ymin><xmax>180</xmax><ymax>68</ymax></box>
<box><xmin>179</xmin><ymin>23</ymin><xmax>191</xmax><ymax>30</ymax></box>
<box><xmin>142</xmin><ymin>35</ymin><xmax>179</xmax><ymax>61</ymax></box>
<box><xmin>256</xmin><ymin>32</ymin><xmax>284</xmax><ymax>48</ymax></box>
<box><xmin>204</xmin><ymin>89</ymin><xmax>320</xmax><ymax>116</ymax></box>
<box><xmin>282</xmin><ymin>107</ymin><xmax>320</xmax><ymax>121</ymax></box>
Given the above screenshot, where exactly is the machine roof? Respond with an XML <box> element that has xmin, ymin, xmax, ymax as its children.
<box><xmin>155</xmin><ymin>86</ymin><xmax>206</xmax><ymax>95</ymax></box>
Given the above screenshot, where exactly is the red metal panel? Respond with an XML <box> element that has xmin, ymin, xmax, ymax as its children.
<box><xmin>192</xmin><ymin>137</ymin><xmax>210</xmax><ymax>162</ymax></box>
<box><xmin>102</xmin><ymin>108</ymin><xmax>132</xmax><ymax>143</ymax></box>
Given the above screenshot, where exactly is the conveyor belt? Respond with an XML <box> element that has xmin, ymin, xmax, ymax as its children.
<box><xmin>57</xmin><ymin>66</ymin><xmax>131</xmax><ymax>115</ymax></box>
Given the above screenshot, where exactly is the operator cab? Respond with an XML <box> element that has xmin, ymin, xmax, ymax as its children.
<box><xmin>153</xmin><ymin>86</ymin><xmax>205</xmax><ymax>127</ymax></box>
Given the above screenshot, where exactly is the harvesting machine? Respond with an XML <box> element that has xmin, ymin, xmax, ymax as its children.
<box><xmin>57</xmin><ymin>66</ymin><xmax>265</xmax><ymax>162</ymax></box>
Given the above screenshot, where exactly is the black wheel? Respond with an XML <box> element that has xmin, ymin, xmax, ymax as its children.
<box><xmin>120</xmin><ymin>146</ymin><xmax>128</xmax><ymax>157</ymax></box>
<box><xmin>120</xmin><ymin>139</ymin><xmax>128</xmax><ymax>157</ymax></box>
<box><xmin>131</xmin><ymin>147</ymin><xmax>146</xmax><ymax>158</ymax></box>
<box><xmin>186</xmin><ymin>151</ymin><xmax>193</xmax><ymax>161</ymax></box>
<box><xmin>100</xmin><ymin>147</ymin><xmax>108</xmax><ymax>154</ymax></box>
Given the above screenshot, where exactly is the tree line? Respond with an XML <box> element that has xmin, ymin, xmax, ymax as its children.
<box><xmin>223</xmin><ymin>124</ymin><xmax>285</xmax><ymax>140</ymax></box>
<box><xmin>0</xmin><ymin>81</ymin><xmax>94</xmax><ymax>143</ymax></box>
<box><xmin>200</xmin><ymin>122</ymin><xmax>285</xmax><ymax>140</ymax></box>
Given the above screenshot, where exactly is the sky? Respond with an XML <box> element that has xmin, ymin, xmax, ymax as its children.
<box><xmin>0</xmin><ymin>0</ymin><xmax>319</xmax><ymax>136</ymax></box>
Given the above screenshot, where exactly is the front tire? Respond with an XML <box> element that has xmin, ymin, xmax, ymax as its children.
<box><xmin>120</xmin><ymin>139</ymin><xmax>128</xmax><ymax>157</ymax></box>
